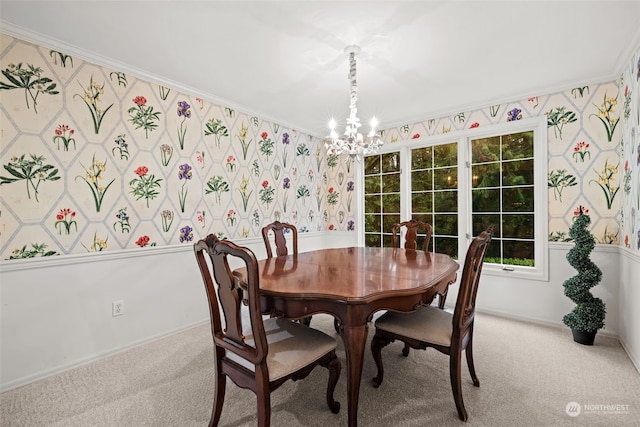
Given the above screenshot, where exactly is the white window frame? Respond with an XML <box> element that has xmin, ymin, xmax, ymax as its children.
<box><xmin>356</xmin><ymin>116</ymin><xmax>548</xmax><ymax>281</ymax></box>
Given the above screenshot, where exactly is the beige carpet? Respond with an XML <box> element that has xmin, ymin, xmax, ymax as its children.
<box><xmin>2</xmin><ymin>312</ymin><xmax>639</xmax><ymax>426</ymax></box>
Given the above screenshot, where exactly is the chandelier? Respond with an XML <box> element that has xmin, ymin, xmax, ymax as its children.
<box><xmin>325</xmin><ymin>45</ymin><xmax>383</xmax><ymax>160</ymax></box>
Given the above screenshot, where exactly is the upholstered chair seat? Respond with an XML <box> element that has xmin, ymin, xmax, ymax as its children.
<box><xmin>375</xmin><ymin>306</ymin><xmax>453</xmax><ymax>347</ymax></box>
<box><xmin>228</xmin><ymin>317</ymin><xmax>338</xmax><ymax>381</ymax></box>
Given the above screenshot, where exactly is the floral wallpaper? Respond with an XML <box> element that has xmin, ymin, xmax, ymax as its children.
<box><xmin>1</xmin><ymin>32</ymin><xmax>638</xmax><ymax>261</ymax></box>
<box><xmin>0</xmin><ymin>33</ymin><xmax>355</xmax><ymax>260</ymax></box>
<box><xmin>381</xmin><ymin>42</ymin><xmax>640</xmax><ymax>253</ymax></box>
<box><xmin>618</xmin><ymin>45</ymin><xmax>640</xmax><ymax>251</ymax></box>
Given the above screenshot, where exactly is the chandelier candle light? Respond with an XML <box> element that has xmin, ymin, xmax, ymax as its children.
<box><xmin>325</xmin><ymin>45</ymin><xmax>383</xmax><ymax>160</ymax></box>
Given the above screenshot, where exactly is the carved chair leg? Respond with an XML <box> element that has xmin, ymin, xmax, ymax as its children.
<box><xmin>333</xmin><ymin>318</ymin><xmax>340</xmax><ymax>334</ymax></box>
<box><xmin>323</xmin><ymin>351</ymin><xmax>342</xmax><ymax>414</ymax></box>
<box><xmin>438</xmin><ymin>289</ymin><xmax>448</xmax><ymax>309</ymax></box>
<box><xmin>211</xmin><ymin>373</ymin><xmax>226</xmax><ymax>427</ymax></box>
<box><xmin>299</xmin><ymin>316</ymin><xmax>312</xmax><ymax>326</ymax></box>
<box><xmin>402</xmin><ymin>343</ymin><xmax>410</xmax><ymax>357</ymax></box>
<box><xmin>256</xmin><ymin>388</ymin><xmax>271</xmax><ymax>427</ymax></box>
<box><xmin>450</xmin><ymin>349</ymin><xmax>468</xmax><ymax>422</ymax></box>
<box><xmin>370</xmin><ymin>334</ymin><xmax>391</xmax><ymax>388</ymax></box>
<box><xmin>465</xmin><ymin>337</ymin><xmax>480</xmax><ymax>387</ymax></box>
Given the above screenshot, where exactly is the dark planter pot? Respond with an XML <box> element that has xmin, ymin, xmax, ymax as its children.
<box><xmin>571</xmin><ymin>328</ymin><xmax>597</xmax><ymax>345</ymax></box>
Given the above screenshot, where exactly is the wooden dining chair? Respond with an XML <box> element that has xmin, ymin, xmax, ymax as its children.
<box><xmin>370</xmin><ymin>227</ymin><xmax>493</xmax><ymax>422</ymax></box>
<box><xmin>392</xmin><ymin>219</ymin><xmax>433</xmax><ymax>252</ymax></box>
<box><xmin>392</xmin><ymin>220</ymin><xmax>449</xmax><ymax>309</ymax></box>
<box><xmin>194</xmin><ymin>234</ymin><xmax>341</xmax><ymax>427</ymax></box>
<box><xmin>261</xmin><ymin>221</ymin><xmax>298</xmax><ymax>258</ymax></box>
<box><xmin>261</xmin><ymin>221</ymin><xmax>314</xmax><ymax>326</ymax></box>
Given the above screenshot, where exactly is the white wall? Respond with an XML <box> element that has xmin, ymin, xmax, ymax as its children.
<box><xmin>2</xmin><ymin>235</ymin><xmax>638</xmax><ymax>392</ymax></box>
<box><xmin>619</xmin><ymin>248</ymin><xmax>640</xmax><ymax>372</ymax></box>
<box><xmin>0</xmin><ymin>231</ymin><xmax>357</xmax><ymax>392</ymax></box>
<box><xmin>464</xmin><ymin>244</ymin><xmax>621</xmax><ymax>335</ymax></box>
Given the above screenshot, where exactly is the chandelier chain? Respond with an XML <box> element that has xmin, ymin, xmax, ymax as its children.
<box><xmin>325</xmin><ymin>46</ymin><xmax>383</xmax><ymax>160</ymax></box>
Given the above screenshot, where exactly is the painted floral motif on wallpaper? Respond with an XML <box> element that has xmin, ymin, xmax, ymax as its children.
<box><xmin>590</xmin><ymin>92</ymin><xmax>620</xmax><ymax>142</ymax></box>
<box><xmin>76</xmin><ymin>155</ymin><xmax>115</xmax><ymax>212</ymax></box>
<box><xmin>0</xmin><ymin>154</ymin><xmax>61</xmax><ymax>202</ymax></box>
<box><xmin>0</xmin><ymin>62</ymin><xmax>59</xmax><ymax>113</ymax></box>
<box><xmin>75</xmin><ymin>75</ymin><xmax>113</xmax><ymax>134</ymax></box>
<box><xmin>52</xmin><ymin>124</ymin><xmax>76</xmax><ymax>151</ymax></box>
<box><xmin>0</xmin><ymin>34</ymin><xmax>348</xmax><ymax>260</ymax></box>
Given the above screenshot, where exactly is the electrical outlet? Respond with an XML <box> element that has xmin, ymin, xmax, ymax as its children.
<box><xmin>112</xmin><ymin>300</ymin><xmax>124</xmax><ymax>317</ymax></box>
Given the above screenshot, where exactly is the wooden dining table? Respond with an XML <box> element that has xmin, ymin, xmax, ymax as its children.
<box><xmin>234</xmin><ymin>246</ymin><xmax>459</xmax><ymax>427</ymax></box>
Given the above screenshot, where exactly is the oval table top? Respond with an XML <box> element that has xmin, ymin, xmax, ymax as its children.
<box><xmin>251</xmin><ymin>246</ymin><xmax>459</xmax><ymax>302</ymax></box>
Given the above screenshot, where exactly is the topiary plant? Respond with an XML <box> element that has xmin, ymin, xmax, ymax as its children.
<box><xmin>562</xmin><ymin>206</ymin><xmax>606</xmax><ymax>338</ymax></box>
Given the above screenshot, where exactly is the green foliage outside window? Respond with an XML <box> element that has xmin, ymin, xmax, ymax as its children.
<box><xmin>472</xmin><ymin>131</ymin><xmax>535</xmax><ymax>266</ymax></box>
<box><xmin>363</xmin><ymin>130</ymin><xmax>536</xmax><ymax>267</ymax></box>
<box><xmin>364</xmin><ymin>153</ymin><xmax>401</xmax><ymax>248</ymax></box>
<box><xmin>410</xmin><ymin>143</ymin><xmax>458</xmax><ymax>257</ymax></box>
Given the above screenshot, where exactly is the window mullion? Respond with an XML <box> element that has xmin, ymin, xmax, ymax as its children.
<box><xmin>459</xmin><ymin>136</ymin><xmax>472</xmax><ymax>259</ymax></box>
<box><xmin>400</xmin><ymin>146</ymin><xmax>411</xmax><ymax>224</ymax></box>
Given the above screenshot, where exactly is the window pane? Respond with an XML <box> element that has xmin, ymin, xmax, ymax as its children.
<box><xmin>412</xmin><ymin>146</ymin><xmax>433</xmax><ymax>169</ymax></box>
<box><xmin>434</xmin><ymin>213</ymin><xmax>458</xmax><ymax>235</ymax></box>
<box><xmin>502</xmin><ymin>187</ymin><xmax>534</xmax><ymax>212</ymax></box>
<box><xmin>381</xmin><ymin>152</ymin><xmax>401</xmax><ymax>172</ymax></box>
<box><xmin>364</xmin><ymin>233</ymin><xmax>381</xmax><ymax>247</ymax></box>
<box><xmin>412</xmin><ymin>170</ymin><xmax>433</xmax><ymax>191</ymax></box>
<box><xmin>413</xmin><ymin>213</ymin><xmax>434</xmax><ymax>225</ymax></box>
<box><xmin>471</xmin><ymin>136</ymin><xmax>500</xmax><ymax>163</ymax></box>
<box><xmin>412</xmin><ymin>192</ymin><xmax>433</xmax><ymax>212</ymax></box>
<box><xmin>364</xmin><ymin>156</ymin><xmax>380</xmax><ymax>175</ymax></box>
<box><xmin>434</xmin><ymin>190</ymin><xmax>457</xmax><ymax>212</ymax></box>
<box><xmin>484</xmin><ymin>241</ymin><xmax>502</xmax><ymax>263</ymax></box>
<box><xmin>472</xmin><ymin>188</ymin><xmax>500</xmax><ymax>212</ymax></box>
<box><xmin>383</xmin><ymin>214</ymin><xmax>400</xmax><ymax>233</ymax></box>
<box><xmin>502</xmin><ymin>214</ymin><xmax>534</xmax><ymax>239</ymax></box>
<box><xmin>364</xmin><ymin>214</ymin><xmax>381</xmax><ymax>232</ymax></box>
<box><xmin>364</xmin><ymin>195</ymin><xmax>380</xmax><ymax>213</ymax></box>
<box><xmin>382</xmin><ymin>194</ymin><xmax>400</xmax><ymax>213</ymax></box>
<box><xmin>382</xmin><ymin>172</ymin><xmax>401</xmax><ymax>192</ymax></box>
<box><xmin>434</xmin><ymin>237</ymin><xmax>458</xmax><ymax>259</ymax></box>
<box><xmin>364</xmin><ymin>175</ymin><xmax>380</xmax><ymax>194</ymax></box>
<box><xmin>433</xmin><ymin>167</ymin><xmax>458</xmax><ymax>190</ymax></box>
<box><xmin>472</xmin><ymin>214</ymin><xmax>500</xmax><ymax>237</ymax></box>
<box><xmin>410</xmin><ymin>143</ymin><xmax>458</xmax><ymax>259</ymax></box>
<box><xmin>503</xmin><ymin>240</ymin><xmax>535</xmax><ymax>265</ymax></box>
<box><xmin>471</xmin><ymin>129</ymin><xmax>536</xmax><ymax>267</ymax></box>
<box><xmin>503</xmin><ymin>159</ymin><xmax>533</xmax><ymax>186</ymax></box>
<box><xmin>433</xmin><ymin>142</ymin><xmax>458</xmax><ymax>167</ymax></box>
<box><xmin>364</xmin><ymin>151</ymin><xmax>401</xmax><ymax>248</ymax></box>
<box><xmin>472</xmin><ymin>163</ymin><xmax>500</xmax><ymax>188</ymax></box>
<box><xmin>503</xmin><ymin>131</ymin><xmax>534</xmax><ymax>160</ymax></box>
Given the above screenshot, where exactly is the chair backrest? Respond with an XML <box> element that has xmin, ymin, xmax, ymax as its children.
<box><xmin>194</xmin><ymin>234</ymin><xmax>268</xmax><ymax>365</ymax></box>
<box><xmin>262</xmin><ymin>221</ymin><xmax>298</xmax><ymax>258</ymax></box>
<box><xmin>452</xmin><ymin>227</ymin><xmax>493</xmax><ymax>337</ymax></box>
<box><xmin>392</xmin><ymin>219</ymin><xmax>433</xmax><ymax>251</ymax></box>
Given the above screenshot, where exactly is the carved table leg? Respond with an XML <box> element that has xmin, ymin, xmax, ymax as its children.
<box><xmin>340</xmin><ymin>322</ymin><xmax>369</xmax><ymax>427</ymax></box>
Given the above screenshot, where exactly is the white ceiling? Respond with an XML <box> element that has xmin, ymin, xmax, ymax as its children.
<box><xmin>2</xmin><ymin>1</ymin><xmax>640</xmax><ymax>137</ymax></box>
